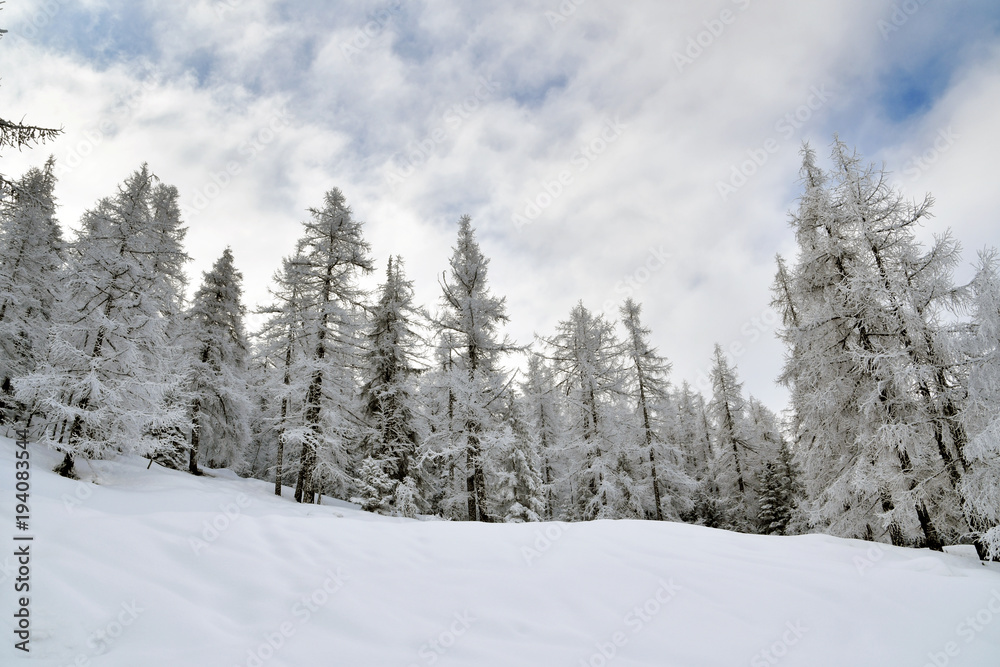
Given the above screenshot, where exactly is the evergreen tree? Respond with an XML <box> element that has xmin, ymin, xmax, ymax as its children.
<box><xmin>419</xmin><ymin>332</ymin><xmax>468</xmax><ymax>519</ymax></box>
<box><xmin>357</xmin><ymin>256</ymin><xmax>424</xmax><ymax>514</ymax></box>
<box><xmin>544</xmin><ymin>301</ymin><xmax>641</xmax><ymax>520</ymax></box>
<box><xmin>774</xmin><ymin>142</ymin><xmax>966</xmax><ymax>548</ymax></box>
<box><xmin>491</xmin><ymin>392</ymin><xmax>546</xmax><ymax>522</ymax></box>
<box><xmin>757</xmin><ymin>440</ymin><xmax>801</xmax><ymax>536</ymax></box>
<box><xmin>707</xmin><ymin>344</ymin><xmax>759</xmax><ymax>530</ymax></box>
<box><xmin>520</xmin><ymin>353</ymin><xmax>564</xmax><ymax>519</ymax></box>
<box><xmin>436</xmin><ymin>215</ymin><xmax>516</xmax><ymax>521</ymax></box>
<box><xmin>620</xmin><ymin>298</ymin><xmax>692</xmax><ymax>521</ymax></box>
<box><xmin>15</xmin><ymin>165</ymin><xmax>188</xmax><ymax>473</ymax></box>
<box><xmin>961</xmin><ymin>251</ymin><xmax>1000</xmax><ymax>557</ymax></box>
<box><xmin>0</xmin><ymin>159</ymin><xmax>64</xmax><ymax>419</ymax></box>
<box><xmin>254</xmin><ymin>255</ymin><xmax>313</xmax><ymax>496</ymax></box>
<box><xmin>185</xmin><ymin>247</ymin><xmax>251</xmax><ymax>473</ymax></box>
<box><xmin>291</xmin><ymin>188</ymin><xmax>373</xmax><ymax>503</ymax></box>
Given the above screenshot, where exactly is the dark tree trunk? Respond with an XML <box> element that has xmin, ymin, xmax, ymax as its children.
<box><xmin>189</xmin><ymin>398</ymin><xmax>201</xmax><ymax>475</ymax></box>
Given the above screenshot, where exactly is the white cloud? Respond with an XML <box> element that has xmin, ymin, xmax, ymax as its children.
<box><xmin>2</xmin><ymin>0</ymin><xmax>997</xmax><ymax>411</ymax></box>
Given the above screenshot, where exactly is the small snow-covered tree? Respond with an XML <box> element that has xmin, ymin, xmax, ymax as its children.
<box><xmin>357</xmin><ymin>256</ymin><xmax>424</xmax><ymax>514</ymax></box>
<box><xmin>491</xmin><ymin>392</ymin><xmax>546</xmax><ymax>522</ymax></box>
<box><xmin>184</xmin><ymin>247</ymin><xmax>252</xmax><ymax>473</ymax></box>
<box><xmin>520</xmin><ymin>353</ymin><xmax>564</xmax><ymax>519</ymax></box>
<box><xmin>418</xmin><ymin>332</ymin><xmax>467</xmax><ymax>519</ymax></box>
<box><xmin>707</xmin><ymin>344</ymin><xmax>759</xmax><ymax>528</ymax></box>
<box><xmin>757</xmin><ymin>439</ymin><xmax>801</xmax><ymax>536</ymax></box>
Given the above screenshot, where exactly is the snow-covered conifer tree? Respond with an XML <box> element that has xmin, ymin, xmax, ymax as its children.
<box><xmin>961</xmin><ymin>251</ymin><xmax>1000</xmax><ymax>557</ymax></box>
<box><xmin>707</xmin><ymin>344</ymin><xmax>759</xmax><ymax>529</ymax></box>
<box><xmin>254</xmin><ymin>255</ymin><xmax>313</xmax><ymax>495</ymax></box>
<box><xmin>184</xmin><ymin>247</ymin><xmax>252</xmax><ymax>473</ymax></box>
<box><xmin>357</xmin><ymin>256</ymin><xmax>424</xmax><ymax>514</ymax></box>
<box><xmin>15</xmin><ymin>165</ymin><xmax>187</xmax><ymax>474</ymax></box>
<box><xmin>0</xmin><ymin>159</ymin><xmax>63</xmax><ymax>419</ymax></box>
<box><xmin>544</xmin><ymin>302</ymin><xmax>641</xmax><ymax>520</ymax></box>
<box><xmin>490</xmin><ymin>392</ymin><xmax>546</xmax><ymax>522</ymax></box>
<box><xmin>620</xmin><ymin>298</ymin><xmax>692</xmax><ymax>520</ymax></box>
<box><xmin>436</xmin><ymin>215</ymin><xmax>516</xmax><ymax>521</ymax></box>
<box><xmin>520</xmin><ymin>353</ymin><xmax>564</xmax><ymax>519</ymax></box>
<box><xmin>291</xmin><ymin>188</ymin><xmax>373</xmax><ymax>503</ymax></box>
<box><xmin>757</xmin><ymin>438</ymin><xmax>801</xmax><ymax>536</ymax></box>
<box><xmin>774</xmin><ymin>142</ymin><xmax>966</xmax><ymax>548</ymax></box>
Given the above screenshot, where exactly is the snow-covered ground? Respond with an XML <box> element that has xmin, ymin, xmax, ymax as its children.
<box><xmin>2</xmin><ymin>434</ymin><xmax>999</xmax><ymax>667</ymax></box>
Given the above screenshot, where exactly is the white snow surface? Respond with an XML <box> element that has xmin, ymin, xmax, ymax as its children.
<box><xmin>2</xmin><ymin>435</ymin><xmax>1000</xmax><ymax>667</ymax></box>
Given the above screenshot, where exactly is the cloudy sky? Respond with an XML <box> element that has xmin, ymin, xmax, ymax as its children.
<box><xmin>2</xmin><ymin>0</ymin><xmax>999</xmax><ymax>411</ymax></box>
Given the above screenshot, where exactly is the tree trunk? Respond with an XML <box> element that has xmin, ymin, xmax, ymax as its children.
<box><xmin>189</xmin><ymin>398</ymin><xmax>201</xmax><ymax>475</ymax></box>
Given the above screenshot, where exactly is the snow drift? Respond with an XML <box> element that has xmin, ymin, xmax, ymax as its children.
<box><xmin>1</xmin><ymin>435</ymin><xmax>999</xmax><ymax>667</ymax></box>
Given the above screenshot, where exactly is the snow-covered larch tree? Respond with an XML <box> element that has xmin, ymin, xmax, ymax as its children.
<box><xmin>15</xmin><ymin>165</ymin><xmax>188</xmax><ymax>475</ymax></box>
<box><xmin>961</xmin><ymin>251</ymin><xmax>1000</xmax><ymax>558</ymax></box>
<box><xmin>436</xmin><ymin>215</ymin><xmax>516</xmax><ymax>522</ymax></box>
<box><xmin>620</xmin><ymin>298</ymin><xmax>692</xmax><ymax>521</ymax></box>
<box><xmin>292</xmin><ymin>188</ymin><xmax>373</xmax><ymax>503</ymax></box>
<box><xmin>184</xmin><ymin>247</ymin><xmax>252</xmax><ymax>474</ymax></box>
<box><xmin>544</xmin><ymin>301</ymin><xmax>641</xmax><ymax>520</ymax></box>
<box><xmin>520</xmin><ymin>353</ymin><xmax>565</xmax><ymax>519</ymax></box>
<box><xmin>253</xmin><ymin>255</ymin><xmax>313</xmax><ymax>496</ymax></box>
<box><xmin>707</xmin><ymin>344</ymin><xmax>760</xmax><ymax>529</ymax></box>
<box><xmin>0</xmin><ymin>159</ymin><xmax>64</xmax><ymax>420</ymax></box>
<box><xmin>774</xmin><ymin>142</ymin><xmax>966</xmax><ymax>548</ymax></box>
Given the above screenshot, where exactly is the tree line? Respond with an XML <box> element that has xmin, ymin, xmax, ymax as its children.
<box><xmin>1</xmin><ymin>140</ymin><xmax>997</xmax><ymax>558</ymax></box>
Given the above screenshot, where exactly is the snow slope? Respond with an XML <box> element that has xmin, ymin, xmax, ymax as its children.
<box><xmin>1</xmin><ymin>434</ymin><xmax>999</xmax><ymax>667</ymax></box>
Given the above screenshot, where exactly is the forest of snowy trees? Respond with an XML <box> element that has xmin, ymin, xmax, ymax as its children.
<box><xmin>1</xmin><ymin>139</ymin><xmax>999</xmax><ymax>558</ymax></box>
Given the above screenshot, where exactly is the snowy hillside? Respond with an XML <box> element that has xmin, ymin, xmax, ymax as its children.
<box><xmin>2</xmin><ymin>435</ymin><xmax>999</xmax><ymax>667</ymax></box>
